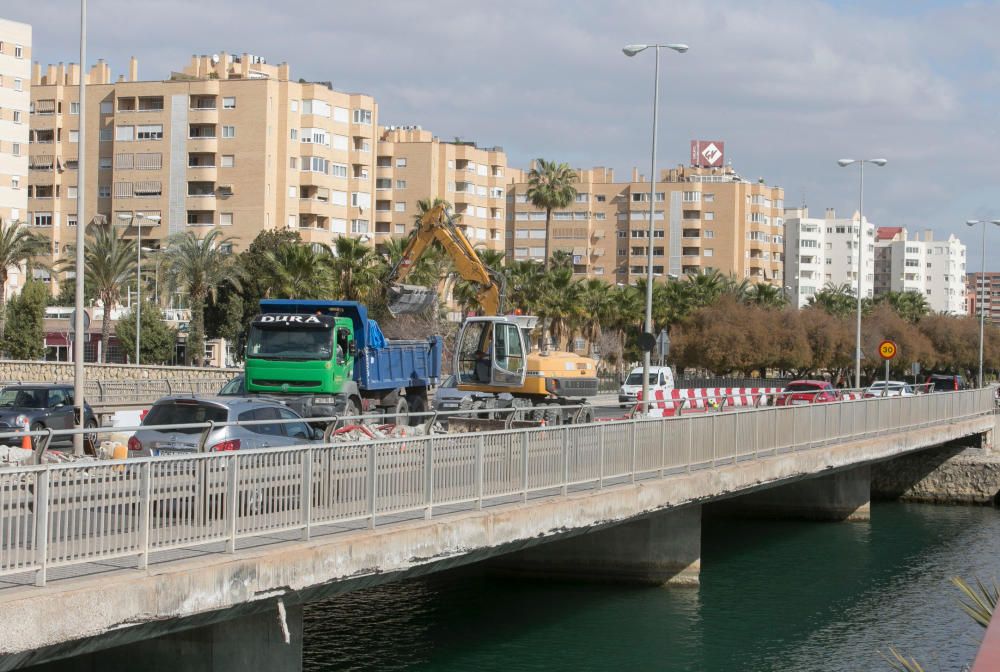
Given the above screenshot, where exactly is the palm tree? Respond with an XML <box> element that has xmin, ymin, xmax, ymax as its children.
<box><xmin>879</xmin><ymin>290</ymin><xmax>930</xmax><ymax>323</ymax></box>
<box><xmin>526</xmin><ymin>159</ymin><xmax>577</xmax><ymax>268</ymax></box>
<box><xmin>579</xmin><ymin>279</ymin><xmax>615</xmax><ymax>357</ymax></box>
<box><xmin>747</xmin><ymin>283</ymin><xmax>787</xmax><ymax>308</ymax></box>
<box><xmin>330</xmin><ymin>236</ymin><xmax>384</xmax><ymax>305</ymax></box>
<box><xmin>684</xmin><ymin>269</ymin><xmax>726</xmax><ymax>307</ymax></box>
<box><xmin>264</xmin><ymin>243</ymin><xmax>334</xmax><ymax>299</ymax></box>
<box><xmin>504</xmin><ymin>260</ymin><xmax>545</xmax><ymax>315</ymax></box>
<box><xmin>0</xmin><ymin>218</ymin><xmax>49</xmax><ymax>337</ymax></box>
<box><xmin>536</xmin><ymin>266</ymin><xmax>582</xmax><ymax>350</ymax></box>
<box><xmin>61</xmin><ymin>221</ymin><xmax>137</xmax><ymax>363</ymax></box>
<box><xmin>809</xmin><ymin>282</ymin><xmax>857</xmax><ymax>318</ymax></box>
<box><xmin>162</xmin><ymin>229</ymin><xmax>241</xmax><ymax>365</ymax></box>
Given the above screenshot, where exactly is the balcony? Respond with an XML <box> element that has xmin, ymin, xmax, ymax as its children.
<box><xmin>189</xmin><ymin>96</ymin><xmax>217</xmax><ymax>111</ymax></box>
<box><xmin>186</xmin><ymin>211</ymin><xmax>215</xmax><ymax>227</ymax></box>
<box><xmin>375</xmin><ymin>210</ymin><xmax>393</xmax><ymax>224</ymax></box>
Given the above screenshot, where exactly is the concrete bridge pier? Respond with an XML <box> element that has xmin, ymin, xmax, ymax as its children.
<box><xmin>717</xmin><ymin>465</ymin><xmax>871</xmax><ymax>522</ymax></box>
<box><xmin>494</xmin><ymin>505</ymin><xmax>702</xmax><ymax>586</ymax></box>
<box><xmin>25</xmin><ymin>603</ymin><xmax>303</xmax><ymax>672</ymax></box>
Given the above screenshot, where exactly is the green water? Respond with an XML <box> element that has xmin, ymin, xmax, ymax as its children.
<box><xmin>303</xmin><ymin>503</ymin><xmax>1000</xmax><ymax>672</ymax></box>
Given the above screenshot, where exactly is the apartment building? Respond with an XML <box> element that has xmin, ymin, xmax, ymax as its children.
<box><xmin>0</xmin><ymin>18</ymin><xmax>31</xmax><ymax>297</ymax></box>
<box><xmin>967</xmin><ymin>272</ymin><xmax>1000</xmax><ymax>325</ymax></box>
<box><xmin>507</xmin><ymin>162</ymin><xmax>785</xmax><ymax>284</ymax></box>
<box><xmin>783</xmin><ymin>207</ymin><xmax>876</xmax><ymax>308</ymax></box>
<box><xmin>27</xmin><ymin>52</ymin><xmax>378</xmax><ymax>282</ymax></box>
<box><xmin>875</xmin><ymin>227</ymin><xmax>966</xmax><ymax>314</ymax></box>
<box><xmin>375</xmin><ymin>126</ymin><xmax>519</xmax><ymax>251</ymax></box>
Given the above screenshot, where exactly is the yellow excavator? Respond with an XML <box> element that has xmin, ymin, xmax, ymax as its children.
<box><xmin>387</xmin><ymin>203</ymin><xmax>598</xmax><ymax>424</ymax></box>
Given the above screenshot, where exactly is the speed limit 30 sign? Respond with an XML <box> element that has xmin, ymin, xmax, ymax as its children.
<box><xmin>879</xmin><ymin>340</ymin><xmax>898</xmax><ymax>360</ymax></box>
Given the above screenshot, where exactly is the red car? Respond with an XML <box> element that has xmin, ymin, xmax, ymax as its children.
<box><xmin>774</xmin><ymin>380</ymin><xmax>841</xmax><ymax>406</ymax></box>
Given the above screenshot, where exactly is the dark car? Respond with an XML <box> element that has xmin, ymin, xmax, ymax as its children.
<box><xmin>925</xmin><ymin>374</ymin><xmax>969</xmax><ymax>392</ymax></box>
<box><xmin>433</xmin><ymin>374</ymin><xmax>513</xmax><ymax>412</ymax></box>
<box><xmin>774</xmin><ymin>380</ymin><xmax>841</xmax><ymax>406</ymax></box>
<box><xmin>0</xmin><ymin>384</ymin><xmax>98</xmax><ymax>448</ymax></box>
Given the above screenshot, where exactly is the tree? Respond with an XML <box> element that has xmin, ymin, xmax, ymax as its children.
<box><xmin>264</xmin><ymin>242</ymin><xmax>335</xmax><ymax>298</ymax></box>
<box><xmin>746</xmin><ymin>283</ymin><xmax>787</xmax><ymax>308</ymax></box>
<box><xmin>526</xmin><ymin>159</ymin><xmax>577</xmax><ymax>267</ymax></box>
<box><xmin>330</xmin><ymin>236</ymin><xmax>384</xmax><ymax>307</ymax></box>
<box><xmin>535</xmin><ymin>266</ymin><xmax>582</xmax><ymax>350</ymax></box>
<box><xmin>0</xmin><ymin>219</ymin><xmax>49</xmax><ymax>337</ymax></box>
<box><xmin>61</xmin><ymin>221</ymin><xmax>138</xmax><ymax>363</ymax></box>
<box><xmin>809</xmin><ymin>283</ymin><xmax>857</xmax><ymax>318</ymax></box>
<box><xmin>1</xmin><ymin>280</ymin><xmax>47</xmax><ymax>360</ymax></box>
<box><xmin>162</xmin><ymin>229</ymin><xmax>241</xmax><ymax>366</ymax></box>
<box><xmin>115</xmin><ymin>301</ymin><xmax>177</xmax><ymax>364</ymax></box>
<box><xmin>878</xmin><ymin>291</ymin><xmax>930</xmax><ymax>324</ymax></box>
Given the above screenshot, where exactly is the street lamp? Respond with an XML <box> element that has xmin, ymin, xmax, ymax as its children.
<box><xmin>117</xmin><ymin>212</ymin><xmax>161</xmax><ymax>364</ymax></box>
<box><xmin>837</xmin><ymin>158</ymin><xmax>887</xmax><ymax>388</ymax></box>
<box><xmin>966</xmin><ymin>219</ymin><xmax>1000</xmax><ymax>388</ymax></box>
<box><xmin>623</xmin><ymin>42</ymin><xmax>688</xmax><ymax>414</ymax></box>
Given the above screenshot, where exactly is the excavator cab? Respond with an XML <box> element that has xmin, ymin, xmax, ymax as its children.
<box><xmin>455</xmin><ymin>317</ymin><xmax>526</xmax><ymax>388</ymax></box>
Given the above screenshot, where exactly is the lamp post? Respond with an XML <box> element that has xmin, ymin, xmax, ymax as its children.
<box><xmin>141</xmin><ymin>247</ymin><xmax>161</xmax><ymax>305</ymax></box>
<box><xmin>837</xmin><ymin>158</ymin><xmax>887</xmax><ymax>389</ymax></box>
<box><xmin>72</xmin><ymin>0</ymin><xmax>88</xmax><ymax>455</ymax></box>
<box><xmin>966</xmin><ymin>219</ymin><xmax>1000</xmax><ymax>388</ymax></box>
<box><xmin>623</xmin><ymin>42</ymin><xmax>688</xmax><ymax>414</ymax></box>
<box><xmin>118</xmin><ymin>212</ymin><xmax>161</xmax><ymax>364</ymax></box>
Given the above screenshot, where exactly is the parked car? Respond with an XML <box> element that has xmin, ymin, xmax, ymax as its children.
<box><xmin>774</xmin><ymin>380</ymin><xmax>840</xmax><ymax>406</ymax></box>
<box><xmin>127</xmin><ymin>396</ymin><xmax>321</xmax><ymax>456</ymax></box>
<box><xmin>925</xmin><ymin>374</ymin><xmax>969</xmax><ymax>392</ymax></box>
<box><xmin>0</xmin><ymin>384</ymin><xmax>98</xmax><ymax>448</ymax></box>
<box><xmin>433</xmin><ymin>375</ymin><xmax>513</xmax><ymax>413</ymax></box>
<box><xmin>864</xmin><ymin>381</ymin><xmax>915</xmax><ymax>398</ymax></box>
<box><xmin>619</xmin><ymin>366</ymin><xmax>675</xmax><ymax>407</ymax></box>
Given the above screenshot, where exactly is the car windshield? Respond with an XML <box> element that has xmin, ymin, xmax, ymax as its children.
<box><xmin>784</xmin><ymin>383</ymin><xmax>823</xmax><ymax>393</ymax></box>
<box><xmin>247</xmin><ymin>325</ymin><xmax>333</xmax><ymax>361</ymax></box>
<box><xmin>625</xmin><ymin>373</ymin><xmax>657</xmax><ymax>385</ymax></box>
<box><xmin>143</xmin><ymin>402</ymin><xmax>229</xmax><ymax>435</ymax></box>
<box><xmin>441</xmin><ymin>375</ymin><xmax>457</xmax><ymax>388</ymax></box>
<box><xmin>219</xmin><ymin>376</ymin><xmax>244</xmax><ymax>395</ymax></box>
<box><xmin>0</xmin><ymin>389</ymin><xmax>45</xmax><ymax>408</ymax></box>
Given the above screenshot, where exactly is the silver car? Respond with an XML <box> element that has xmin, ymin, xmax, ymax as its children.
<box><xmin>128</xmin><ymin>396</ymin><xmax>320</xmax><ymax>456</ymax></box>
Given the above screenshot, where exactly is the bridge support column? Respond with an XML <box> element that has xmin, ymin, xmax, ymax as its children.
<box><xmin>27</xmin><ymin>603</ymin><xmax>302</xmax><ymax>672</ymax></box>
<box><xmin>718</xmin><ymin>465</ymin><xmax>871</xmax><ymax>521</ymax></box>
<box><xmin>495</xmin><ymin>506</ymin><xmax>701</xmax><ymax>586</ymax></box>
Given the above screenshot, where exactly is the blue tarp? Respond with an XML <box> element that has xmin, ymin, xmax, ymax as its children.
<box><xmin>368</xmin><ymin>319</ymin><xmax>387</xmax><ymax>349</ymax></box>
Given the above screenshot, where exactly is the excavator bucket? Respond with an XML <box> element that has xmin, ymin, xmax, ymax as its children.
<box><xmin>387</xmin><ymin>284</ymin><xmax>438</xmax><ymax>316</ymax></box>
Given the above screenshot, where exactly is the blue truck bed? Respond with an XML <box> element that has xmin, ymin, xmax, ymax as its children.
<box><xmin>258</xmin><ymin>299</ymin><xmax>442</xmax><ymax>392</ymax></box>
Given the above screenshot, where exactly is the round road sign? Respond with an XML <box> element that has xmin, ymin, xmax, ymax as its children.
<box><xmin>879</xmin><ymin>340</ymin><xmax>897</xmax><ymax>360</ymax></box>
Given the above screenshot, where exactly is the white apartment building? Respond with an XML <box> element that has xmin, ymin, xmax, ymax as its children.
<box><xmin>783</xmin><ymin>207</ymin><xmax>875</xmax><ymax>308</ymax></box>
<box><xmin>0</xmin><ymin>18</ymin><xmax>31</xmax><ymax>298</ymax></box>
<box><xmin>875</xmin><ymin>228</ymin><xmax>966</xmax><ymax>314</ymax></box>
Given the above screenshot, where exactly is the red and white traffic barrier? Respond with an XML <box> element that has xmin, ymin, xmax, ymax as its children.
<box><xmin>638</xmin><ymin>387</ymin><xmax>782</xmax><ymax>417</ymax></box>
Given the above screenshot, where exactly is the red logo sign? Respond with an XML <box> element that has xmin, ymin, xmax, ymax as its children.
<box><xmin>690</xmin><ymin>140</ymin><xmax>725</xmax><ymax>168</ymax></box>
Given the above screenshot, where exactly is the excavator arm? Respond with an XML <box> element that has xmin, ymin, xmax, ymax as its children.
<box><xmin>388</xmin><ymin>203</ymin><xmax>504</xmax><ymax>315</ymax></box>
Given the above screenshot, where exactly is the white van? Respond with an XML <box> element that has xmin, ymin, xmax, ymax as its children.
<box><xmin>619</xmin><ymin>366</ymin><xmax>675</xmax><ymax>407</ymax></box>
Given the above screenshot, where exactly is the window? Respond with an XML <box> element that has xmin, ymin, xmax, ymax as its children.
<box><xmin>353</xmin><ymin>109</ymin><xmax>372</xmax><ymax>124</ymax></box>
<box><xmin>330</xmin><ymin>163</ymin><xmax>348</xmax><ymax>178</ymax></box>
<box><xmin>289</xmin><ymin>157</ymin><xmax>298</xmax><ymax>169</ymax></box>
<box><xmin>376</xmin><ymin>178</ymin><xmax>391</xmax><ymax>190</ymax></box>
<box><xmin>222</xmin><ymin>125</ymin><xmax>235</xmax><ymax>138</ymax></box>
<box><xmin>396</xmin><ymin>157</ymin><xmax>407</xmax><ymax>168</ymax></box>
<box><xmin>133</xmin><ymin>181</ymin><xmax>161</xmax><ymax>196</ymax></box>
<box><xmin>136</xmin><ymin>124</ymin><xmax>163</xmax><ymax>140</ymax></box>
<box><xmin>704</xmin><ymin>212</ymin><xmax>714</xmax><ymax>221</ymax></box>
<box><xmin>394</xmin><ymin>201</ymin><xmax>406</xmax><ymax>212</ymax></box>
<box><xmin>219</xmin><ymin>213</ymin><xmax>233</xmax><ymax>226</ymax></box>
<box><xmin>33</xmin><ymin>213</ymin><xmax>53</xmax><ymax>227</ymax></box>
<box><xmin>331</xmin><ymin>190</ymin><xmax>348</xmax><ymax>206</ymax></box>
<box><xmin>11</xmin><ymin>176</ymin><xmax>19</xmax><ymax>189</ymax></box>
<box><xmin>332</xmin><ymin>134</ymin><xmax>349</xmax><ymax>151</ymax></box>
<box><xmin>222</xmin><ymin>97</ymin><xmax>236</xmax><ymax>109</ymax></box>
<box><xmin>351</xmin><ymin>219</ymin><xmax>369</xmax><ymax>234</ymax></box>
<box><xmin>99</xmin><ymin>129</ymin><xmax>113</xmax><ymax>142</ymax></box>
<box><xmin>70</xmin><ymin>102</ymin><xmax>80</xmax><ymax>115</ymax></box>
<box><xmin>99</xmin><ymin>157</ymin><xmax>112</xmax><ymax>170</ymax></box>
<box><xmin>704</xmin><ymin>249</ymin><xmax>714</xmax><ymax>257</ymax></box>
<box><xmin>69</xmin><ymin>130</ymin><xmax>79</xmax><ymax>143</ymax></box>
<box><xmin>116</xmin><ymin>126</ymin><xmax>134</xmax><ymax>141</ymax></box>
<box><xmin>221</xmin><ymin>155</ymin><xmax>234</xmax><ymax>168</ymax></box>
<box><xmin>395</xmin><ymin>179</ymin><xmax>407</xmax><ymax>189</ymax></box>
<box><xmin>290</xmin><ymin>129</ymin><xmax>298</xmax><ymax>141</ymax></box>
<box><xmin>67</xmin><ymin>186</ymin><xmax>78</xmax><ymax>199</ymax></box>
<box><xmin>289</xmin><ymin>186</ymin><xmax>298</xmax><ymax>198</ymax></box>
<box><xmin>67</xmin><ymin>214</ymin><xmax>78</xmax><ymax>227</ymax></box>
<box><xmin>99</xmin><ymin>185</ymin><xmax>111</xmax><ymax>198</ymax></box>
<box><xmin>351</xmin><ymin>192</ymin><xmax>371</xmax><ymax>208</ymax></box>
<box><xmin>13</xmin><ymin>79</ymin><xmax>22</xmax><ymax>92</ymax></box>
<box><xmin>12</xmin><ymin>110</ymin><xmax>21</xmax><ymax>124</ymax></box>
<box><xmin>11</xmin><ymin>143</ymin><xmax>20</xmax><ymax>157</ymax></box>
<box><xmin>100</xmin><ymin>101</ymin><xmax>113</xmax><ymax>114</ymax></box>
<box><xmin>14</xmin><ymin>44</ymin><xmax>23</xmax><ymax>59</ymax></box>
<box><xmin>290</xmin><ymin>100</ymin><xmax>298</xmax><ymax>113</ymax></box>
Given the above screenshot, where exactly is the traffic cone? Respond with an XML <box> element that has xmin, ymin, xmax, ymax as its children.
<box><xmin>20</xmin><ymin>420</ymin><xmax>32</xmax><ymax>451</ymax></box>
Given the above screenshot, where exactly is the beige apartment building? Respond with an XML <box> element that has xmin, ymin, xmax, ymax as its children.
<box><xmin>507</xmin><ymin>163</ymin><xmax>785</xmax><ymax>284</ymax></box>
<box><xmin>375</xmin><ymin>126</ymin><xmax>520</xmax><ymax>251</ymax></box>
<box><xmin>27</xmin><ymin>52</ymin><xmax>378</xmax><ymax>281</ymax></box>
<box><xmin>0</xmin><ymin>18</ymin><xmax>31</xmax><ymax>297</ymax></box>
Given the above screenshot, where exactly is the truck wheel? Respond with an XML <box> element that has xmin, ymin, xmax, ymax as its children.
<box><xmin>406</xmin><ymin>394</ymin><xmax>427</xmax><ymax>426</ymax></box>
<box><xmin>578</xmin><ymin>406</ymin><xmax>595</xmax><ymax>425</ymax></box>
<box><xmin>543</xmin><ymin>405</ymin><xmax>562</xmax><ymax>426</ymax></box>
<box><xmin>392</xmin><ymin>397</ymin><xmax>409</xmax><ymax>426</ymax></box>
<box><xmin>343</xmin><ymin>397</ymin><xmax>361</xmax><ymax>422</ymax></box>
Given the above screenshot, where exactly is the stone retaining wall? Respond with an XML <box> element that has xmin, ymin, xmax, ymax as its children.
<box><xmin>872</xmin><ymin>440</ymin><xmax>1000</xmax><ymax>505</ymax></box>
<box><xmin>0</xmin><ymin>360</ymin><xmax>239</xmax><ymax>383</ymax></box>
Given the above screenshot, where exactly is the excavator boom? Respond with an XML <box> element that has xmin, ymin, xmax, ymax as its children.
<box><xmin>387</xmin><ymin>203</ymin><xmax>503</xmax><ymax>316</ymax></box>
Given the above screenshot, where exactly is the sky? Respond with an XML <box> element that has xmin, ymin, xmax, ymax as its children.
<box><xmin>6</xmin><ymin>0</ymin><xmax>1000</xmax><ymax>269</ymax></box>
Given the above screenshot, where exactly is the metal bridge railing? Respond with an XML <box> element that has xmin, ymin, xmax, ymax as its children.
<box><xmin>0</xmin><ymin>388</ymin><xmax>994</xmax><ymax>587</ymax></box>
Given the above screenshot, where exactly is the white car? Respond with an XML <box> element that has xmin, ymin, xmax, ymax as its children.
<box><xmin>864</xmin><ymin>381</ymin><xmax>915</xmax><ymax>398</ymax></box>
<box><xmin>619</xmin><ymin>366</ymin><xmax>674</xmax><ymax>407</ymax></box>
